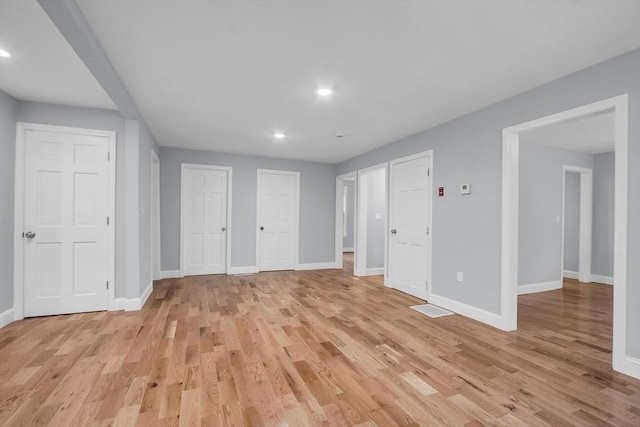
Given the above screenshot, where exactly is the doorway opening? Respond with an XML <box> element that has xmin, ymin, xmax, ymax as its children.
<box><xmin>501</xmin><ymin>94</ymin><xmax>632</xmax><ymax>377</ymax></box>
<box><xmin>150</xmin><ymin>150</ymin><xmax>160</xmax><ymax>282</ymax></box>
<box><xmin>561</xmin><ymin>166</ymin><xmax>594</xmax><ymax>285</ymax></box>
<box><xmin>335</xmin><ymin>172</ymin><xmax>357</xmax><ymax>275</ymax></box>
<box><xmin>355</xmin><ymin>163</ymin><xmax>387</xmax><ymax>277</ymax></box>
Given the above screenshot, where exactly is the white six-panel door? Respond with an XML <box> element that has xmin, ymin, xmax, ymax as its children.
<box><xmin>257</xmin><ymin>169</ymin><xmax>299</xmax><ymax>271</ymax></box>
<box><xmin>23</xmin><ymin>128</ymin><xmax>111</xmax><ymax>317</ymax></box>
<box><xmin>388</xmin><ymin>152</ymin><xmax>432</xmax><ymax>300</ymax></box>
<box><xmin>182</xmin><ymin>165</ymin><xmax>229</xmax><ymax>276</ymax></box>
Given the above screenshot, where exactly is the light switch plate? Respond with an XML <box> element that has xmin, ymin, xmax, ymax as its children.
<box><xmin>460</xmin><ymin>184</ymin><xmax>471</xmax><ymax>195</ymax></box>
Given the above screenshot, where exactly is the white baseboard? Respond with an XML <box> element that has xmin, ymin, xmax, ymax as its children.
<box><xmin>365</xmin><ymin>268</ymin><xmax>384</xmax><ymax>275</ymax></box>
<box><xmin>343</xmin><ymin>247</ymin><xmax>354</xmax><ymax>252</ymax></box>
<box><xmin>228</xmin><ymin>265</ymin><xmax>258</xmax><ymax>275</ymax></box>
<box><xmin>296</xmin><ymin>262</ymin><xmax>339</xmax><ymax>271</ymax></box>
<box><xmin>428</xmin><ymin>293</ymin><xmax>505</xmax><ymax>330</ymax></box>
<box><xmin>112</xmin><ymin>281</ymin><xmax>153</xmax><ymax>312</ymax></box>
<box><xmin>518</xmin><ymin>280</ymin><xmax>562</xmax><ymax>295</ymax></box>
<box><xmin>624</xmin><ymin>356</ymin><xmax>640</xmax><ymax>379</ymax></box>
<box><xmin>563</xmin><ymin>270</ymin><xmax>578</xmax><ymax>279</ymax></box>
<box><xmin>0</xmin><ymin>308</ymin><xmax>15</xmax><ymax>329</ymax></box>
<box><xmin>160</xmin><ymin>270</ymin><xmax>182</xmax><ymax>279</ymax></box>
<box><xmin>591</xmin><ymin>274</ymin><xmax>613</xmax><ymax>286</ymax></box>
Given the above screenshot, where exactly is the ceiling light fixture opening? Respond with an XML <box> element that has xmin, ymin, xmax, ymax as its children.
<box><xmin>316</xmin><ymin>88</ymin><xmax>333</xmax><ymax>97</ymax></box>
<box><xmin>0</xmin><ymin>49</ymin><xmax>12</xmax><ymax>58</ymax></box>
<box><xmin>274</xmin><ymin>132</ymin><xmax>286</xmax><ymax>139</ymax></box>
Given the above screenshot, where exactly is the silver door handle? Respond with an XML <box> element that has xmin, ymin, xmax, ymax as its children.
<box><xmin>222</xmin><ymin>227</ymin><xmax>227</xmax><ymax>231</ymax></box>
<box><xmin>390</xmin><ymin>229</ymin><xmax>397</xmax><ymax>234</ymax></box>
<box><xmin>24</xmin><ymin>231</ymin><xmax>36</xmax><ymax>239</ymax></box>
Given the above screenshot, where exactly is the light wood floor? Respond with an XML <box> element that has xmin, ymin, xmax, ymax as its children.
<box><xmin>1</xmin><ymin>263</ymin><xmax>639</xmax><ymax>426</ymax></box>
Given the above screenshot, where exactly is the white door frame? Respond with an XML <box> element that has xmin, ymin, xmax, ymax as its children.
<box><xmin>334</xmin><ymin>171</ymin><xmax>357</xmax><ymax>270</ymax></box>
<box><xmin>501</xmin><ymin>94</ymin><xmax>630</xmax><ymax>376</ymax></box>
<box><xmin>388</xmin><ymin>150</ymin><xmax>433</xmax><ymax>296</ymax></box>
<box><xmin>256</xmin><ymin>169</ymin><xmax>300</xmax><ymax>272</ymax></box>
<box><xmin>150</xmin><ymin>150</ymin><xmax>161</xmax><ymax>281</ymax></box>
<box><xmin>180</xmin><ymin>163</ymin><xmax>233</xmax><ymax>276</ymax></box>
<box><xmin>355</xmin><ymin>163</ymin><xmax>388</xmax><ymax>277</ymax></box>
<box><xmin>560</xmin><ymin>165</ymin><xmax>593</xmax><ymax>284</ymax></box>
<box><xmin>13</xmin><ymin>122</ymin><xmax>117</xmax><ymax>320</ymax></box>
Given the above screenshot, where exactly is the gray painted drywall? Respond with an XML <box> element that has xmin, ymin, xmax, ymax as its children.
<box><xmin>138</xmin><ymin>122</ymin><xmax>160</xmax><ymax>295</ymax></box>
<box><xmin>593</xmin><ymin>152</ymin><xmax>615</xmax><ymax>278</ymax></box>
<box><xmin>336</xmin><ymin>49</ymin><xmax>640</xmax><ymax>358</ymax></box>
<box><xmin>563</xmin><ymin>172</ymin><xmax>580</xmax><ymax>273</ymax></box>
<box><xmin>15</xmin><ymin>101</ymin><xmax>134</xmax><ymax>299</ymax></box>
<box><xmin>0</xmin><ymin>91</ymin><xmax>17</xmax><ymax>312</ymax></box>
<box><xmin>518</xmin><ymin>144</ymin><xmax>593</xmax><ymax>286</ymax></box>
<box><xmin>366</xmin><ymin>168</ymin><xmax>386</xmax><ymax>269</ymax></box>
<box><xmin>343</xmin><ymin>180</ymin><xmax>355</xmax><ymax>250</ymax></box>
<box><xmin>159</xmin><ymin>147</ymin><xmax>336</xmax><ymax>270</ymax></box>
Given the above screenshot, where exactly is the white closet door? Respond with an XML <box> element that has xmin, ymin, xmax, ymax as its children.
<box><xmin>183</xmin><ymin>166</ymin><xmax>228</xmax><ymax>276</ymax></box>
<box><xmin>257</xmin><ymin>170</ymin><xmax>299</xmax><ymax>271</ymax></box>
<box><xmin>389</xmin><ymin>153</ymin><xmax>431</xmax><ymax>300</ymax></box>
<box><xmin>23</xmin><ymin>129</ymin><xmax>110</xmax><ymax>317</ymax></box>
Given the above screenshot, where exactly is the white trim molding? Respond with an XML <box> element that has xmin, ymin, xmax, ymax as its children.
<box><xmin>114</xmin><ymin>282</ymin><xmax>153</xmax><ymax>311</ymax></box>
<box><xmin>624</xmin><ymin>356</ymin><xmax>640</xmax><ymax>379</ymax></box>
<box><xmin>428</xmin><ymin>293</ymin><xmax>504</xmax><ymax>330</ymax></box>
<box><xmin>563</xmin><ymin>270</ymin><xmax>578</xmax><ymax>280</ymax></box>
<box><xmin>518</xmin><ymin>280</ymin><xmax>562</xmax><ymax>295</ymax></box>
<box><xmin>160</xmin><ymin>270</ymin><xmax>182</xmax><ymax>279</ymax></box>
<box><xmin>343</xmin><ymin>247</ymin><xmax>354</xmax><ymax>252</ymax></box>
<box><xmin>365</xmin><ymin>268</ymin><xmax>385</xmax><ymax>276</ymax></box>
<box><xmin>296</xmin><ymin>262</ymin><xmax>339</xmax><ymax>271</ymax></box>
<box><xmin>228</xmin><ymin>266</ymin><xmax>258</xmax><ymax>275</ymax></box>
<box><xmin>0</xmin><ymin>308</ymin><xmax>15</xmax><ymax>329</ymax></box>
<box><xmin>13</xmin><ymin>123</ymin><xmax>117</xmax><ymax>320</ymax></box>
<box><xmin>501</xmin><ymin>94</ymin><xmax>630</xmax><ymax>376</ymax></box>
<box><xmin>591</xmin><ymin>275</ymin><xmax>614</xmax><ymax>286</ymax></box>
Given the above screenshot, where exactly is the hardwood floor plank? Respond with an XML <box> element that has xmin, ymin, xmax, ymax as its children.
<box><xmin>1</xmin><ymin>257</ymin><xmax>638</xmax><ymax>426</ymax></box>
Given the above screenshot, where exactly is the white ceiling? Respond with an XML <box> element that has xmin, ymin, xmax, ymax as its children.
<box><xmin>7</xmin><ymin>1</ymin><xmax>640</xmax><ymax>163</ymax></box>
<box><xmin>520</xmin><ymin>110</ymin><xmax>615</xmax><ymax>154</ymax></box>
<box><xmin>0</xmin><ymin>0</ymin><xmax>115</xmax><ymax>110</ymax></box>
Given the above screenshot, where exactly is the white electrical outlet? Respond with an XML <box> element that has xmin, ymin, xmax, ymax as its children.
<box><xmin>460</xmin><ymin>184</ymin><xmax>471</xmax><ymax>195</ymax></box>
<box><xmin>457</xmin><ymin>272</ymin><xmax>463</xmax><ymax>282</ymax></box>
<box><xmin>375</xmin><ymin>213</ymin><xmax>382</xmax><ymax>221</ymax></box>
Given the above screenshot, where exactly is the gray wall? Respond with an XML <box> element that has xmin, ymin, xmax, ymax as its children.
<box><xmin>159</xmin><ymin>147</ymin><xmax>336</xmax><ymax>269</ymax></box>
<box><xmin>366</xmin><ymin>168</ymin><xmax>386</xmax><ymax>269</ymax></box>
<box><xmin>593</xmin><ymin>152</ymin><xmax>615</xmax><ymax>277</ymax></box>
<box><xmin>0</xmin><ymin>91</ymin><xmax>17</xmax><ymax>312</ymax></box>
<box><xmin>343</xmin><ymin>180</ymin><xmax>355</xmax><ymax>250</ymax></box>
<box><xmin>336</xmin><ymin>49</ymin><xmax>640</xmax><ymax>358</ymax></box>
<box><xmin>563</xmin><ymin>172</ymin><xmax>580</xmax><ymax>272</ymax></box>
<box><xmin>518</xmin><ymin>144</ymin><xmax>593</xmax><ymax>286</ymax></box>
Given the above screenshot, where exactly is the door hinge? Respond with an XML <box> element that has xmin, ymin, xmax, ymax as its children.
<box><xmin>107</xmin><ymin>216</ymin><xmax>110</xmax><ymax>225</ymax></box>
<box><xmin>106</xmin><ymin>281</ymin><xmax>109</xmax><ymax>290</ymax></box>
<box><xmin>426</xmin><ymin>226</ymin><xmax>430</xmax><ymax>235</ymax></box>
<box><xmin>108</xmin><ymin>152</ymin><xmax>111</xmax><ymax>161</ymax></box>
<box><xmin>427</xmin><ymin>168</ymin><xmax>430</xmax><ymax>177</ymax></box>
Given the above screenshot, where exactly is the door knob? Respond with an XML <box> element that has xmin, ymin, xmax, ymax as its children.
<box><xmin>24</xmin><ymin>231</ymin><xmax>36</xmax><ymax>239</ymax></box>
<box><xmin>260</xmin><ymin>226</ymin><xmax>264</xmax><ymax>231</ymax></box>
<box><xmin>390</xmin><ymin>229</ymin><xmax>397</xmax><ymax>234</ymax></box>
<box><xmin>222</xmin><ymin>227</ymin><xmax>227</xmax><ymax>231</ymax></box>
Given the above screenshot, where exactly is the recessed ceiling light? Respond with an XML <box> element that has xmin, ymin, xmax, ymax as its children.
<box><xmin>316</xmin><ymin>88</ymin><xmax>333</xmax><ymax>97</ymax></box>
<box><xmin>0</xmin><ymin>49</ymin><xmax>12</xmax><ymax>58</ymax></box>
<box><xmin>274</xmin><ymin>132</ymin><xmax>286</xmax><ymax>139</ymax></box>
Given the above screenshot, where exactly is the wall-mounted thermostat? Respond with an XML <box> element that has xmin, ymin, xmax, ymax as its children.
<box><xmin>460</xmin><ymin>184</ymin><xmax>471</xmax><ymax>195</ymax></box>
